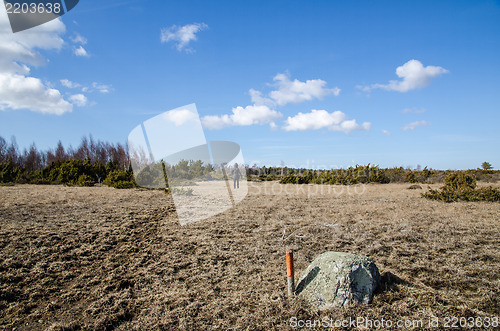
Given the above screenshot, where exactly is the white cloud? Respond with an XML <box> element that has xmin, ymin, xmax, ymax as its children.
<box><xmin>60</xmin><ymin>79</ymin><xmax>80</xmax><ymax>88</ymax></box>
<box><xmin>70</xmin><ymin>33</ymin><xmax>90</xmax><ymax>58</ymax></box>
<box><xmin>283</xmin><ymin>109</ymin><xmax>371</xmax><ymax>134</ymax></box>
<box><xmin>0</xmin><ymin>11</ymin><xmax>72</xmax><ymax>115</ymax></box>
<box><xmin>162</xmin><ymin>108</ymin><xmax>197</xmax><ymax>126</ymax></box>
<box><xmin>69</xmin><ymin>94</ymin><xmax>88</xmax><ymax>107</ymax></box>
<box><xmin>160</xmin><ymin>23</ymin><xmax>208</xmax><ymax>52</ymax></box>
<box><xmin>249</xmin><ymin>88</ymin><xmax>273</xmax><ymax>106</ymax></box>
<box><xmin>205</xmin><ymin>72</ymin><xmax>341</xmax><ymax>130</ymax></box>
<box><xmin>73</xmin><ymin>45</ymin><xmax>89</xmax><ymax>57</ymax></box>
<box><xmin>0</xmin><ymin>73</ymin><xmax>72</xmax><ymax>114</ymax></box>
<box><xmin>60</xmin><ymin>80</ymin><xmax>112</xmax><ymax>94</ymax></box>
<box><xmin>268</xmin><ymin>72</ymin><xmax>340</xmax><ymax>106</ymax></box>
<box><xmin>0</xmin><ymin>13</ymin><xmax>65</xmax><ymax>73</ymax></box>
<box><xmin>382</xmin><ymin>129</ymin><xmax>391</xmax><ymax>135</ymax></box>
<box><xmin>402</xmin><ymin>107</ymin><xmax>426</xmax><ymax>114</ymax></box>
<box><xmin>202</xmin><ymin>105</ymin><xmax>282</xmax><ymax>130</ymax></box>
<box><xmin>71</xmin><ymin>33</ymin><xmax>87</xmax><ymax>45</ymax></box>
<box><xmin>248</xmin><ymin>72</ymin><xmax>340</xmax><ymax>108</ymax></box>
<box><xmin>359</xmin><ymin>60</ymin><xmax>448</xmax><ymax>93</ymax></box>
<box><xmin>91</xmin><ymin>82</ymin><xmax>112</xmax><ymax>93</ymax></box>
<box><xmin>402</xmin><ymin>120</ymin><xmax>431</xmax><ymax>131</ymax></box>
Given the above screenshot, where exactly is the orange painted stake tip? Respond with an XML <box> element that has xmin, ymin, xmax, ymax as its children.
<box><xmin>286</xmin><ymin>250</ymin><xmax>294</xmax><ymax>277</ymax></box>
<box><xmin>286</xmin><ymin>250</ymin><xmax>295</xmax><ymax>296</ymax></box>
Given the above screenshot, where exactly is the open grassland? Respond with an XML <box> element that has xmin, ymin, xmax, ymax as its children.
<box><xmin>0</xmin><ymin>183</ymin><xmax>499</xmax><ymax>330</ymax></box>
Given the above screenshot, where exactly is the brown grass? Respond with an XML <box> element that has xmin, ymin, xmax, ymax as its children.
<box><xmin>0</xmin><ymin>182</ymin><xmax>499</xmax><ymax>330</ymax></box>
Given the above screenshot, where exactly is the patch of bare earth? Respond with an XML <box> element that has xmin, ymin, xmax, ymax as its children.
<box><xmin>0</xmin><ymin>182</ymin><xmax>498</xmax><ymax>330</ymax></box>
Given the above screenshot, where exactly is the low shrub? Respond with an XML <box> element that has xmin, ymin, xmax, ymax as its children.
<box><xmin>406</xmin><ymin>171</ymin><xmax>418</xmax><ymax>183</ymax></box>
<box><xmin>76</xmin><ymin>174</ymin><xmax>95</xmax><ymax>187</ymax></box>
<box><xmin>422</xmin><ymin>173</ymin><xmax>500</xmax><ymax>202</ymax></box>
<box><xmin>103</xmin><ymin>170</ymin><xmax>136</xmax><ymax>189</ymax></box>
<box><xmin>279</xmin><ymin>165</ymin><xmax>389</xmax><ymax>185</ymax></box>
<box><xmin>0</xmin><ymin>159</ymin><xmax>23</xmax><ymax>183</ymax></box>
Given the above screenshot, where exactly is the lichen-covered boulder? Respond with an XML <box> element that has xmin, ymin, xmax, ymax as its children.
<box><xmin>296</xmin><ymin>252</ymin><xmax>380</xmax><ymax>309</ymax></box>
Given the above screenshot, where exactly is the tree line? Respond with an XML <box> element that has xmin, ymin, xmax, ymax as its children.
<box><xmin>0</xmin><ymin>135</ymin><xmax>134</xmax><ymax>188</ymax></box>
<box><xmin>0</xmin><ymin>135</ymin><xmax>498</xmax><ymax>195</ymax></box>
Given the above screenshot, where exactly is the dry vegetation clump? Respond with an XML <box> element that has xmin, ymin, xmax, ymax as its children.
<box><xmin>0</xmin><ymin>182</ymin><xmax>499</xmax><ymax>330</ymax></box>
<box><xmin>408</xmin><ymin>184</ymin><xmax>422</xmax><ymax>190</ymax></box>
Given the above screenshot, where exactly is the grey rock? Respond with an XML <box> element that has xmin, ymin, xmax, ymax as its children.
<box><xmin>296</xmin><ymin>252</ymin><xmax>380</xmax><ymax>309</ymax></box>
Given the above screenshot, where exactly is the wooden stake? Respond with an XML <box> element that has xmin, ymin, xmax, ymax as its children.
<box><xmin>286</xmin><ymin>250</ymin><xmax>295</xmax><ymax>296</ymax></box>
<box><xmin>220</xmin><ymin>163</ymin><xmax>235</xmax><ymax>208</ymax></box>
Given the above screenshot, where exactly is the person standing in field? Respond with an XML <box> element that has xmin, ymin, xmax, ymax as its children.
<box><xmin>231</xmin><ymin>163</ymin><xmax>242</xmax><ymax>189</ymax></box>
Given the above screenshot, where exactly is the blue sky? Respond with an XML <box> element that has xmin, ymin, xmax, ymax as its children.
<box><xmin>0</xmin><ymin>0</ymin><xmax>499</xmax><ymax>170</ymax></box>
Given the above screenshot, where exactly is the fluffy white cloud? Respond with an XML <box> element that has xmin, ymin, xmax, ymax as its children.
<box><xmin>0</xmin><ymin>11</ymin><xmax>72</xmax><ymax>115</ymax></box>
<box><xmin>0</xmin><ymin>72</ymin><xmax>72</xmax><ymax>114</ymax></box>
<box><xmin>283</xmin><ymin>109</ymin><xmax>371</xmax><ymax>134</ymax></box>
<box><xmin>60</xmin><ymin>79</ymin><xmax>80</xmax><ymax>88</ymax></box>
<box><xmin>202</xmin><ymin>105</ymin><xmax>282</xmax><ymax>130</ymax></box>
<box><xmin>162</xmin><ymin>108</ymin><xmax>197</xmax><ymax>126</ymax></box>
<box><xmin>266</xmin><ymin>73</ymin><xmax>340</xmax><ymax>106</ymax></box>
<box><xmin>382</xmin><ymin>129</ymin><xmax>391</xmax><ymax>135</ymax></box>
<box><xmin>359</xmin><ymin>60</ymin><xmax>448</xmax><ymax>93</ymax></box>
<box><xmin>205</xmin><ymin>72</ymin><xmax>341</xmax><ymax>130</ymax></box>
<box><xmin>73</xmin><ymin>45</ymin><xmax>89</xmax><ymax>57</ymax></box>
<box><xmin>71</xmin><ymin>33</ymin><xmax>87</xmax><ymax>45</ymax></box>
<box><xmin>70</xmin><ymin>33</ymin><xmax>90</xmax><ymax>57</ymax></box>
<box><xmin>160</xmin><ymin>23</ymin><xmax>208</xmax><ymax>52</ymax></box>
<box><xmin>0</xmin><ymin>13</ymin><xmax>65</xmax><ymax>73</ymax></box>
<box><xmin>402</xmin><ymin>120</ymin><xmax>431</xmax><ymax>131</ymax></box>
<box><xmin>69</xmin><ymin>94</ymin><xmax>88</xmax><ymax>107</ymax></box>
<box><xmin>249</xmin><ymin>88</ymin><xmax>273</xmax><ymax>106</ymax></box>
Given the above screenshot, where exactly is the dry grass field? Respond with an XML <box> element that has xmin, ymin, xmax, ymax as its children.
<box><xmin>0</xmin><ymin>182</ymin><xmax>499</xmax><ymax>330</ymax></box>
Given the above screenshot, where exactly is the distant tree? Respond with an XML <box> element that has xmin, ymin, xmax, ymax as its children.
<box><xmin>74</xmin><ymin>136</ymin><xmax>90</xmax><ymax>160</ymax></box>
<box><xmin>94</xmin><ymin>160</ymin><xmax>106</xmax><ymax>183</ymax></box>
<box><xmin>23</xmin><ymin>143</ymin><xmax>43</xmax><ymax>172</ymax></box>
<box><xmin>6</xmin><ymin>137</ymin><xmax>20</xmax><ymax>167</ymax></box>
<box><xmin>481</xmin><ymin>162</ymin><xmax>493</xmax><ymax>171</ymax></box>
<box><xmin>89</xmin><ymin>134</ymin><xmax>98</xmax><ymax>163</ymax></box>
<box><xmin>55</xmin><ymin>140</ymin><xmax>68</xmax><ymax>161</ymax></box>
<box><xmin>189</xmin><ymin>160</ymin><xmax>204</xmax><ymax>178</ymax></box>
<box><xmin>115</xmin><ymin>143</ymin><xmax>129</xmax><ymax>170</ymax></box>
<box><xmin>95</xmin><ymin>140</ymin><xmax>108</xmax><ymax>165</ymax></box>
<box><xmin>0</xmin><ymin>136</ymin><xmax>7</xmax><ymax>163</ymax></box>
